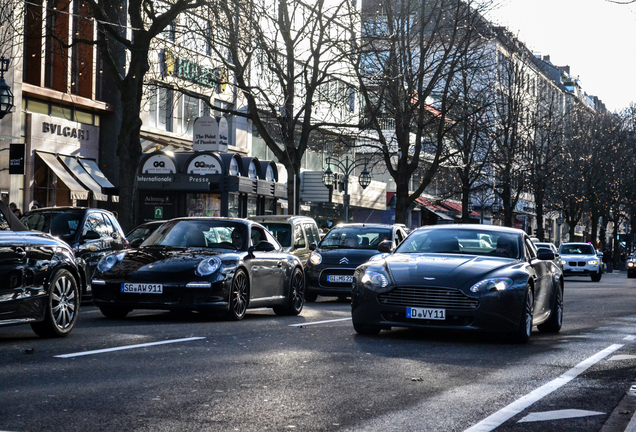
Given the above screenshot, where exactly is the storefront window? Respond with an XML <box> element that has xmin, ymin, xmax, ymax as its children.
<box><xmin>228</xmin><ymin>193</ymin><xmax>240</xmax><ymax>218</ymax></box>
<box><xmin>247</xmin><ymin>197</ymin><xmax>257</xmax><ymax>217</ymax></box>
<box><xmin>187</xmin><ymin>193</ymin><xmax>221</xmax><ymax>217</ymax></box>
<box><xmin>264</xmin><ymin>198</ymin><xmax>275</xmax><ymax>215</ymax></box>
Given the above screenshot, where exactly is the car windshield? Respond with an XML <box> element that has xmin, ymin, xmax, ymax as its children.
<box><xmin>21</xmin><ymin>210</ymin><xmax>83</xmax><ymax>239</ymax></box>
<box><xmin>320</xmin><ymin>226</ymin><xmax>392</xmax><ymax>250</ymax></box>
<box><xmin>395</xmin><ymin>229</ymin><xmax>520</xmax><ymax>259</ymax></box>
<box><xmin>141</xmin><ymin>220</ymin><xmax>249</xmax><ymax>251</ymax></box>
<box><xmin>559</xmin><ymin>244</ymin><xmax>595</xmax><ymax>255</ymax></box>
<box><xmin>127</xmin><ymin>223</ymin><xmax>162</xmax><ymax>245</ymax></box>
<box><xmin>259</xmin><ymin>223</ymin><xmax>291</xmax><ymax>247</ymax></box>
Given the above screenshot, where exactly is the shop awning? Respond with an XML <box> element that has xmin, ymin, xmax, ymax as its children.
<box><xmin>440</xmin><ymin>201</ymin><xmax>481</xmax><ymax>218</ymax></box>
<box><xmin>415</xmin><ymin>197</ymin><xmax>454</xmax><ymax>221</ymax></box>
<box><xmin>77</xmin><ymin>159</ymin><xmax>118</xmax><ymax>202</ymax></box>
<box><xmin>36</xmin><ymin>152</ymin><xmax>89</xmax><ymax>200</ymax></box>
<box><xmin>59</xmin><ymin>156</ymin><xmax>108</xmax><ymax>201</ymax></box>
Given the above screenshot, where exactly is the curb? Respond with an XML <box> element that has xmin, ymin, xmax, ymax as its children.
<box><xmin>600</xmin><ymin>385</ymin><xmax>636</xmax><ymax>432</ymax></box>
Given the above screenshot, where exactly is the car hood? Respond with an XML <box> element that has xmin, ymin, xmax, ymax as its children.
<box><xmin>101</xmin><ymin>247</ymin><xmax>241</xmax><ymax>281</ymax></box>
<box><xmin>560</xmin><ymin>254</ymin><xmax>597</xmax><ymax>261</ymax></box>
<box><xmin>383</xmin><ymin>253</ymin><xmax>519</xmax><ymax>288</ymax></box>
<box><xmin>316</xmin><ymin>247</ymin><xmax>384</xmax><ymax>266</ymax></box>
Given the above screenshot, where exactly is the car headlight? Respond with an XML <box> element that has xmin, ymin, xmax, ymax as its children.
<box><xmin>196</xmin><ymin>256</ymin><xmax>222</xmax><ymax>276</ymax></box>
<box><xmin>97</xmin><ymin>252</ymin><xmax>126</xmax><ymax>273</ymax></box>
<box><xmin>588</xmin><ymin>259</ymin><xmax>598</xmax><ymax>265</ymax></box>
<box><xmin>629</xmin><ymin>262</ymin><xmax>634</xmax><ymax>268</ymax></box>
<box><xmin>470</xmin><ymin>277</ymin><xmax>513</xmax><ymax>293</ymax></box>
<box><xmin>561</xmin><ymin>260</ymin><xmax>566</xmax><ymax>265</ymax></box>
<box><xmin>309</xmin><ymin>252</ymin><xmax>322</xmax><ymax>266</ymax></box>
<box><xmin>360</xmin><ymin>268</ymin><xmax>390</xmax><ymax>290</ymax></box>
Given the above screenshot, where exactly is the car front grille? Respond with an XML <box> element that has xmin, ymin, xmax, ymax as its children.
<box><xmin>377</xmin><ymin>287</ymin><xmax>479</xmax><ymax>310</ymax></box>
<box><xmin>568</xmin><ymin>261</ymin><xmax>586</xmax><ymax>267</ymax></box>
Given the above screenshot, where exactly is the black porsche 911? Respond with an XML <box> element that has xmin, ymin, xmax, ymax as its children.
<box><xmin>0</xmin><ymin>201</ymin><xmax>81</xmax><ymax>337</ymax></box>
<box><xmin>91</xmin><ymin>218</ymin><xmax>305</xmax><ymax>320</ymax></box>
<box><xmin>351</xmin><ymin>225</ymin><xmax>563</xmax><ymax>343</ymax></box>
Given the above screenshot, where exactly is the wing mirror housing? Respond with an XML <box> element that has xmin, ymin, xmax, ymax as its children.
<box><xmin>309</xmin><ymin>243</ymin><xmax>317</xmax><ymax>251</ymax></box>
<box><xmin>377</xmin><ymin>240</ymin><xmax>393</xmax><ymax>253</ymax></box>
<box><xmin>254</xmin><ymin>240</ymin><xmax>276</xmax><ymax>252</ymax></box>
<box><xmin>536</xmin><ymin>248</ymin><xmax>555</xmax><ymax>261</ymax></box>
<box><xmin>82</xmin><ymin>230</ymin><xmax>101</xmax><ymax>241</ymax></box>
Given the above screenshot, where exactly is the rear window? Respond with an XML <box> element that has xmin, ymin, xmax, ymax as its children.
<box><xmin>22</xmin><ymin>211</ymin><xmax>83</xmax><ymax>239</ymax></box>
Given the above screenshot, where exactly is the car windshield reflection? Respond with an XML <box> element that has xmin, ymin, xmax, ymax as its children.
<box><xmin>141</xmin><ymin>220</ymin><xmax>249</xmax><ymax>251</ymax></box>
<box><xmin>395</xmin><ymin>229</ymin><xmax>520</xmax><ymax>259</ymax></box>
<box><xmin>319</xmin><ymin>227</ymin><xmax>392</xmax><ymax>250</ymax></box>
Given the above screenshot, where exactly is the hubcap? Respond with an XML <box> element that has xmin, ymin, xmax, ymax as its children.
<box><xmin>51</xmin><ymin>276</ymin><xmax>76</xmax><ymax>330</ymax></box>
<box><xmin>525</xmin><ymin>288</ymin><xmax>534</xmax><ymax>336</ymax></box>
<box><xmin>232</xmin><ymin>273</ymin><xmax>247</xmax><ymax>316</ymax></box>
<box><xmin>291</xmin><ymin>270</ymin><xmax>304</xmax><ymax>310</ymax></box>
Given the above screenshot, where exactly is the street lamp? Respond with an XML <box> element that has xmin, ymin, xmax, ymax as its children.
<box><xmin>322</xmin><ymin>156</ymin><xmax>371</xmax><ymax>223</ymax></box>
<box><xmin>0</xmin><ymin>56</ymin><xmax>14</xmax><ymax>120</ymax></box>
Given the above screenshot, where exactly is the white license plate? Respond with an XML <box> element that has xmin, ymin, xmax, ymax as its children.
<box><xmin>570</xmin><ymin>267</ymin><xmax>584</xmax><ymax>272</ymax></box>
<box><xmin>121</xmin><ymin>283</ymin><xmax>163</xmax><ymax>294</ymax></box>
<box><xmin>406</xmin><ymin>307</ymin><xmax>446</xmax><ymax>320</ymax></box>
<box><xmin>327</xmin><ymin>275</ymin><xmax>353</xmax><ymax>283</ymax></box>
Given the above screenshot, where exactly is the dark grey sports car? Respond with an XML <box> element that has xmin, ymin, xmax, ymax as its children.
<box><xmin>0</xmin><ymin>201</ymin><xmax>81</xmax><ymax>337</ymax></box>
<box><xmin>351</xmin><ymin>225</ymin><xmax>563</xmax><ymax>343</ymax></box>
<box><xmin>91</xmin><ymin>218</ymin><xmax>305</xmax><ymax>320</ymax></box>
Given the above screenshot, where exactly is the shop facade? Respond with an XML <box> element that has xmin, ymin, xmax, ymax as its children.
<box><xmin>136</xmin><ymin>151</ymin><xmax>286</xmax><ymax>224</ymax></box>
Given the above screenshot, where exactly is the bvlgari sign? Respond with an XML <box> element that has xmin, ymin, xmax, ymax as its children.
<box><xmin>193</xmin><ymin>116</ymin><xmax>228</xmax><ymax>152</ymax></box>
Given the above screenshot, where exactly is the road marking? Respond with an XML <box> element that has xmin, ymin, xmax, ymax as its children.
<box><xmin>464</xmin><ymin>344</ymin><xmax>624</xmax><ymax>432</ymax></box>
<box><xmin>55</xmin><ymin>337</ymin><xmax>206</xmax><ymax>358</ymax></box>
<box><xmin>624</xmin><ymin>335</ymin><xmax>636</xmax><ymax>341</ymax></box>
<box><xmin>289</xmin><ymin>318</ymin><xmax>352</xmax><ymax>327</ymax></box>
<box><xmin>609</xmin><ymin>354</ymin><xmax>636</xmax><ymax>361</ymax></box>
<box><xmin>518</xmin><ymin>409</ymin><xmax>604</xmax><ymax>423</ymax></box>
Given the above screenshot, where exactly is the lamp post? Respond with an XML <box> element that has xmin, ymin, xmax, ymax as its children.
<box><xmin>0</xmin><ymin>56</ymin><xmax>14</xmax><ymax>120</ymax></box>
<box><xmin>322</xmin><ymin>156</ymin><xmax>371</xmax><ymax>223</ymax></box>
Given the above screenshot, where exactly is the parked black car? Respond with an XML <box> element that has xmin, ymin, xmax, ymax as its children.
<box><xmin>21</xmin><ymin>207</ymin><xmax>127</xmax><ymax>297</ymax></box>
<box><xmin>127</xmin><ymin>220</ymin><xmax>165</xmax><ymax>248</ymax></box>
<box><xmin>0</xmin><ymin>201</ymin><xmax>81</xmax><ymax>337</ymax></box>
<box><xmin>351</xmin><ymin>225</ymin><xmax>563</xmax><ymax>343</ymax></box>
<box><xmin>304</xmin><ymin>223</ymin><xmax>408</xmax><ymax>302</ymax></box>
<box><xmin>91</xmin><ymin>218</ymin><xmax>305</xmax><ymax>320</ymax></box>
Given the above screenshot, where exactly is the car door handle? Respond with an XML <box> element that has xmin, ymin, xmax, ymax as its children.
<box><xmin>15</xmin><ymin>248</ymin><xmax>26</xmax><ymax>259</ymax></box>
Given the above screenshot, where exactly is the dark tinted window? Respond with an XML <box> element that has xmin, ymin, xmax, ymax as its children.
<box><xmin>143</xmin><ymin>220</ymin><xmax>248</xmax><ymax>251</ymax></box>
<box><xmin>320</xmin><ymin>226</ymin><xmax>392</xmax><ymax>250</ymax></box>
<box><xmin>260</xmin><ymin>223</ymin><xmax>291</xmax><ymax>247</ymax></box>
<box><xmin>22</xmin><ymin>210</ymin><xmax>83</xmax><ymax>238</ymax></box>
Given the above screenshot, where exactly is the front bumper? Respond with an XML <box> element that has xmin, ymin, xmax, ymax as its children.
<box><xmin>351</xmin><ymin>282</ymin><xmax>525</xmax><ymax>334</ymax></box>
<box><xmin>305</xmin><ymin>265</ymin><xmax>356</xmax><ymax>297</ymax></box>
<box><xmin>91</xmin><ymin>277</ymin><xmax>232</xmax><ymax>312</ymax></box>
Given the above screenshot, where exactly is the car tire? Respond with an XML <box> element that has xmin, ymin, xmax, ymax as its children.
<box><xmin>99</xmin><ymin>305</ymin><xmax>131</xmax><ymax>319</ymax></box>
<box><xmin>304</xmin><ymin>292</ymin><xmax>318</xmax><ymax>302</ymax></box>
<box><xmin>511</xmin><ymin>284</ymin><xmax>533</xmax><ymax>343</ymax></box>
<box><xmin>353</xmin><ymin>321</ymin><xmax>382</xmax><ymax>335</ymax></box>
<box><xmin>273</xmin><ymin>267</ymin><xmax>304</xmax><ymax>316</ymax></box>
<box><xmin>628</xmin><ymin>272</ymin><xmax>635</xmax><ymax>279</ymax></box>
<box><xmin>591</xmin><ymin>272</ymin><xmax>602</xmax><ymax>282</ymax></box>
<box><xmin>226</xmin><ymin>269</ymin><xmax>248</xmax><ymax>321</ymax></box>
<box><xmin>537</xmin><ymin>284</ymin><xmax>563</xmax><ymax>333</ymax></box>
<box><xmin>31</xmin><ymin>269</ymin><xmax>79</xmax><ymax>338</ymax></box>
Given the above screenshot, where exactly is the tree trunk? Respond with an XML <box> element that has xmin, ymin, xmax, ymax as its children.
<box><xmin>283</xmin><ymin>161</ymin><xmax>301</xmax><ymax>215</ymax></box>
<box><xmin>394</xmin><ymin>185</ymin><xmax>410</xmax><ymax>225</ymax></box>
<box><xmin>535</xmin><ymin>190</ymin><xmax>544</xmax><ymax>241</ymax></box>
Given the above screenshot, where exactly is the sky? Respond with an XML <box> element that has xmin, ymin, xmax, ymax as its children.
<box><xmin>485</xmin><ymin>0</ymin><xmax>636</xmax><ymax>112</ymax></box>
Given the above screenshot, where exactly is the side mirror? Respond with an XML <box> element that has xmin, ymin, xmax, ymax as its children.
<box><xmin>254</xmin><ymin>240</ymin><xmax>276</xmax><ymax>252</ymax></box>
<box><xmin>82</xmin><ymin>230</ymin><xmax>101</xmax><ymax>241</ymax></box>
<box><xmin>129</xmin><ymin>238</ymin><xmax>143</xmax><ymax>248</ymax></box>
<box><xmin>309</xmin><ymin>243</ymin><xmax>317</xmax><ymax>251</ymax></box>
<box><xmin>536</xmin><ymin>248</ymin><xmax>555</xmax><ymax>261</ymax></box>
<box><xmin>378</xmin><ymin>240</ymin><xmax>393</xmax><ymax>253</ymax></box>
<box><xmin>295</xmin><ymin>239</ymin><xmax>306</xmax><ymax>249</ymax></box>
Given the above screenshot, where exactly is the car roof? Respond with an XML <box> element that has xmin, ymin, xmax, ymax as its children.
<box><xmin>248</xmin><ymin>215</ymin><xmax>316</xmax><ymax>223</ymax></box>
<box><xmin>25</xmin><ymin>206</ymin><xmax>110</xmax><ymax>214</ymax></box>
<box><xmin>331</xmin><ymin>223</ymin><xmax>397</xmax><ymax>229</ymax></box>
<box><xmin>413</xmin><ymin>224</ymin><xmax>525</xmax><ymax>235</ymax></box>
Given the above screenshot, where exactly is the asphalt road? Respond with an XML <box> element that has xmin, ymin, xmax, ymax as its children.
<box><xmin>2</xmin><ymin>272</ymin><xmax>636</xmax><ymax>432</ymax></box>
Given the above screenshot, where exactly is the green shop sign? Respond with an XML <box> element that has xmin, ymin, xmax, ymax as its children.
<box><xmin>163</xmin><ymin>50</ymin><xmax>227</xmax><ymax>92</ymax></box>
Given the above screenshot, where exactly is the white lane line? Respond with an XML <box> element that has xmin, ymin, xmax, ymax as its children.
<box><xmin>289</xmin><ymin>318</ymin><xmax>352</xmax><ymax>327</ymax></box>
<box><xmin>624</xmin><ymin>335</ymin><xmax>636</xmax><ymax>341</ymax></box>
<box><xmin>518</xmin><ymin>409</ymin><xmax>604</xmax><ymax>423</ymax></box>
<box><xmin>464</xmin><ymin>343</ymin><xmax>624</xmax><ymax>432</ymax></box>
<box><xmin>55</xmin><ymin>337</ymin><xmax>206</xmax><ymax>358</ymax></box>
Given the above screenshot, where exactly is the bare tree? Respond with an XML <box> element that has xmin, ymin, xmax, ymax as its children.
<box><xmin>202</xmin><ymin>0</ymin><xmax>358</xmax><ymax>215</ymax></box>
<box><xmin>350</xmin><ymin>0</ymin><xmax>494</xmax><ymax>224</ymax></box>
